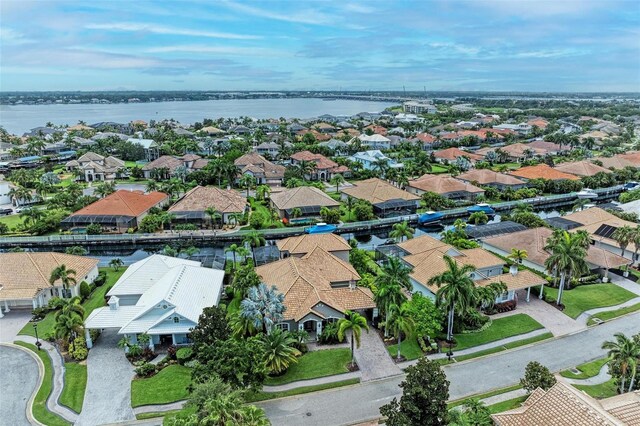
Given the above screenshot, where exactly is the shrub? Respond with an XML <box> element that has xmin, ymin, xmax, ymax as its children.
<box><xmin>86</xmin><ymin>223</ymin><xmax>102</xmax><ymax>235</ymax></box>
<box><xmin>48</xmin><ymin>297</ymin><xmax>66</xmax><ymax>310</ymax></box>
<box><xmin>90</xmin><ymin>329</ymin><xmax>101</xmax><ymax>344</ymax></box>
<box><xmin>491</xmin><ymin>300</ymin><xmax>517</xmax><ymax>314</ymax></box>
<box><xmin>184</xmin><ymin>359</ymin><xmax>200</xmax><ymax>368</ymax></box>
<box><xmin>318</xmin><ymin>321</ymin><xmax>340</xmax><ymax>344</ymax></box>
<box><xmin>70</xmin><ymin>337</ymin><xmax>88</xmax><ymax>360</ymax></box>
<box><xmin>127</xmin><ymin>344</ymin><xmax>143</xmax><ymax>358</ymax></box>
<box><xmin>520</xmin><ymin>361</ymin><xmax>557</xmax><ymax>392</ymax></box>
<box><xmin>176</xmin><ymin>347</ymin><xmax>194</xmax><ymax>364</ymax></box>
<box><xmin>167</xmin><ymin>345</ymin><xmax>177</xmax><ymax>359</ymax></box>
<box><xmin>79</xmin><ymin>281</ymin><xmax>91</xmax><ymax>299</ymax></box>
<box><xmin>135</xmin><ymin>362</ymin><xmax>157</xmax><ymax>378</ymax></box>
<box><xmin>31</xmin><ymin>307</ymin><xmax>49</xmax><ymax>321</ymax></box>
<box><xmin>93</xmin><ymin>272</ymin><xmax>107</xmax><ymax>287</ymax></box>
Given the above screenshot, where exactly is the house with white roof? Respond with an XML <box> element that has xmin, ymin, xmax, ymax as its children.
<box><xmin>127</xmin><ymin>137</ymin><xmax>160</xmax><ymax>161</ymax></box>
<box><xmin>354</xmin><ymin>134</ymin><xmax>392</xmax><ymax>150</ymax></box>
<box><xmin>84</xmin><ymin>255</ymin><xmax>223</xmax><ymax>350</ymax></box>
<box><xmin>348</xmin><ymin>150</ymin><xmax>403</xmax><ymax>171</ymax></box>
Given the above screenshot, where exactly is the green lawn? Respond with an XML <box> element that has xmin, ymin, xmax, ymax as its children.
<box><xmin>14</xmin><ymin>342</ymin><xmax>71</xmax><ymax>426</ymax></box>
<box><xmin>453</xmin><ymin>314</ymin><xmax>544</xmax><ymax>350</ymax></box>
<box><xmin>59</xmin><ymin>362</ymin><xmax>87</xmax><ymax>413</ymax></box>
<box><xmin>560</xmin><ymin>358</ymin><xmax>608</xmax><ymax>379</ymax></box>
<box><xmin>542</xmin><ymin>284</ymin><xmax>637</xmax><ymax>319</ymax></box>
<box><xmin>264</xmin><ymin>348</ymin><xmax>352</xmax><ymax>386</ymax></box>
<box><xmin>487</xmin><ymin>396</ymin><xmax>528</xmax><ymax>414</ymax></box>
<box><xmin>574</xmin><ymin>378</ymin><xmax>619</xmax><ymax>399</ymax></box>
<box><xmin>19</xmin><ymin>267</ymin><xmax>128</xmax><ymax>338</ymax></box>
<box><xmin>248</xmin><ymin>199</ymin><xmax>284</xmax><ymax>228</ymax></box>
<box><xmin>430</xmin><ymin>164</ymin><xmax>449</xmax><ymax>174</ymax></box>
<box><xmin>387</xmin><ymin>336</ymin><xmax>424</xmax><ymax>361</ymax></box>
<box><xmin>0</xmin><ymin>213</ymin><xmax>24</xmax><ymax>230</ymax></box>
<box><xmin>448</xmin><ymin>384</ymin><xmax>522</xmax><ymax>409</ymax></box>
<box><xmin>588</xmin><ymin>302</ymin><xmax>640</xmax><ymax>325</ymax></box>
<box><xmin>131</xmin><ymin>365</ymin><xmax>192</xmax><ymax>407</ymax></box>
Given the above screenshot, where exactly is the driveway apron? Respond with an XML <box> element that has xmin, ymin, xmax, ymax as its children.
<box><xmin>353</xmin><ymin>328</ymin><xmax>402</xmax><ymax>382</ymax></box>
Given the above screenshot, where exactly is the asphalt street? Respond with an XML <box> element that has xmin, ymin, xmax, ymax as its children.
<box><xmin>0</xmin><ymin>345</ymin><xmax>39</xmax><ymax>426</ymax></box>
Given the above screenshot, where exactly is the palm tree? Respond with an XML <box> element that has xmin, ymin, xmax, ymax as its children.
<box><xmin>374</xmin><ymin>257</ymin><xmax>412</xmax><ymax>337</ymax></box>
<box><xmin>261</xmin><ymin>328</ymin><xmax>301</xmax><ymax>374</ymax></box>
<box><xmin>468</xmin><ymin>211</ymin><xmax>489</xmax><ymax>225</ymax></box>
<box><xmin>94</xmin><ymin>181</ymin><xmax>116</xmax><ymax>198</ymax></box>
<box><xmin>290</xmin><ymin>207</ymin><xmax>302</xmax><ymax>219</ymax></box>
<box><xmin>49</xmin><ymin>264</ymin><xmax>77</xmax><ymax>298</ymax></box>
<box><xmin>330</xmin><ymin>174</ymin><xmax>346</xmax><ymax>192</ymax></box>
<box><xmin>297</xmin><ymin>160</ymin><xmax>317</xmax><ymax>181</ymax></box>
<box><xmin>344</xmin><ymin>196</ymin><xmax>355</xmax><ymax>221</ymax></box>
<box><xmin>146</xmin><ymin>179</ymin><xmax>159</xmax><ymax>193</ymax></box>
<box><xmin>205</xmin><ymin>207</ymin><xmax>223</xmax><ymax>229</ymax></box>
<box><xmin>225</xmin><ymin>244</ymin><xmax>241</xmax><ymax>269</ymax></box>
<box><xmin>240</xmin><ymin>283</ymin><xmax>286</xmax><ymax>334</ymax></box>
<box><xmin>20</xmin><ymin>207</ymin><xmax>44</xmax><ymax>228</ymax></box>
<box><xmin>109</xmin><ymin>258</ymin><xmax>123</xmax><ymax>271</ymax></box>
<box><xmin>475</xmin><ymin>281</ymin><xmax>508</xmax><ymax>312</ymax></box>
<box><xmin>243</xmin><ymin>230</ymin><xmax>266</xmax><ymax>248</ymax></box>
<box><xmin>239</xmin><ymin>174</ymin><xmax>257</xmax><ymax>198</ymax></box>
<box><xmin>198</xmin><ymin>392</ymin><xmax>270</xmax><ymax>425</ymax></box>
<box><xmin>544</xmin><ymin>231</ymin><xmax>589</xmax><ymax>306</ymax></box>
<box><xmin>256</xmin><ymin>184</ymin><xmax>271</xmax><ymax>201</ymax></box>
<box><xmin>389</xmin><ymin>221</ymin><xmax>415</xmax><ymax>242</ymax></box>
<box><xmin>227</xmin><ymin>212</ymin><xmax>244</xmax><ymax>228</ymax></box>
<box><xmin>8</xmin><ymin>185</ymin><xmax>33</xmax><ymax>207</ymax></box>
<box><xmin>613</xmin><ymin>225</ymin><xmax>635</xmax><ymax>256</ymax></box>
<box><xmin>512</xmin><ymin>203</ymin><xmax>533</xmax><ymax>214</ymax></box>
<box><xmin>337</xmin><ymin>310</ymin><xmax>369</xmax><ymax>368</ymax></box>
<box><xmin>54</xmin><ymin>296</ymin><xmax>85</xmax><ymax>344</ymax></box>
<box><xmin>508</xmin><ymin>248</ymin><xmax>528</xmax><ymax>265</ymax></box>
<box><xmin>387</xmin><ymin>303</ymin><xmax>415</xmax><ymax>361</ymax></box>
<box><xmin>602</xmin><ymin>333</ymin><xmax>640</xmax><ymax>393</ymax></box>
<box><xmin>428</xmin><ymin>255</ymin><xmax>476</xmax><ymax>343</ymax></box>
<box><xmin>632</xmin><ymin>226</ymin><xmax>640</xmax><ymax>264</ymax></box>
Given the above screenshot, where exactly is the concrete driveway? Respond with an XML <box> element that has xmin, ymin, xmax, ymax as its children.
<box><xmin>75</xmin><ymin>330</ymin><xmax>135</xmax><ymax>426</ymax></box>
<box><xmin>0</xmin><ymin>309</ymin><xmax>32</xmax><ymax>342</ymax></box>
<box><xmin>0</xmin><ymin>344</ymin><xmax>40</xmax><ymax>426</ymax></box>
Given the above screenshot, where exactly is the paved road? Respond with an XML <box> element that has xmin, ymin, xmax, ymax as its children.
<box><xmin>76</xmin><ymin>330</ymin><xmax>135</xmax><ymax>426</ymax></box>
<box><xmin>260</xmin><ymin>312</ymin><xmax>640</xmax><ymax>426</ymax></box>
<box><xmin>0</xmin><ymin>345</ymin><xmax>39</xmax><ymax>426</ymax></box>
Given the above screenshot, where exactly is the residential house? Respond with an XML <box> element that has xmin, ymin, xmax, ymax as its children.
<box><xmin>363</xmin><ymin>125</ymin><xmax>388</xmax><ymax>136</ymax></box>
<box><xmin>276</xmin><ymin>233</ymin><xmax>352</xmax><ymax>262</ymax></box>
<box><xmin>65</xmin><ymin>152</ymin><xmax>126</xmax><ymax>182</ymax></box>
<box><xmin>500</xmin><ymin>143</ymin><xmax>546</xmax><ymax>162</ymax></box>
<box><xmin>457</xmin><ymin>169</ymin><xmax>527</xmax><ymax>190</ymax></box>
<box><xmin>128</xmin><ymin>138</ymin><xmax>160</xmax><ymax>161</ymax></box>
<box><xmin>528</xmin><ymin>140</ymin><xmax>564</xmax><ymax>154</ymax></box>
<box><xmin>493</xmin><ymin>122</ymin><xmax>533</xmax><ymax>135</ymax></box>
<box><xmin>554</xmin><ymin>160</ymin><xmax>612</xmax><ymax>177</ymax></box>
<box><xmin>348</xmin><ymin>150</ymin><xmax>403</xmax><ymax>171</ymax></box>
<box><xmin>269</xmin><ymin>186</ymin><xmax>340</xmax><ymax>223</ymax></box>
<box><xmin>61</xmin><ymin>190</ymin><xmax>169</xmax><ymax>232</ymax></box>
<box><xmin>198</xmin><ymin>126</ymin><xmax>225</xmax><ymax>136</ymax></box>
<box><xmin>254</xmin><ymin>142</ymin><xmax>281</xmax><ymax>157</ymax></box>
<box><xmin>508</xmin><ymin>164</ymin><xmax>580</xmax><ymax>181</ymax></box>
<box><xmin>526</xmin><ymin>117</ymin><xmax>550</xmax><ymax>130</ymax></box>
<box><xmin>234</xmin><ymin>152</ymin><xmax>286</xmax><ymax>187</ymax></box>
<box><xmin>394</xmin><ymin>113</ymin><xmax>421</xmax><ymax>124</ymax></box>
<box><xmin>290</xmin><ymin>151</ymin><xmax>350</xmax><ymax>181</ymax></box>
<box><xmin>0</xmin><ymin>252</ymin><xmax>99</xmax><ymax>312</ymax></box>
<box><xmin>230</xmin><ymin>125</ymin><xmax>251</xmax><ymax>135</ymax></box>
<box><xmin>403</xmin><ymin>101</ymin><xmax>437</xmax><ymax>114</ymax></box>
<box><xmin>168</xmin><ymin>186</ymin><xmax>247</xmax><ymax>226</ymax></box>
<box><xmin>141</xmin><ymin>154</ymin><xmax>209</xmax><ymax>179</ymax></box>
<box><xmin>433</xmin><ymin>147</ymin><xmax>484</xmax><ymax>164</ymax></box>
<box><xmin>356</xmin><ymin>134</ymin><xmax>392</xmax><ymax>150</ymax></box>
<box><xmin>482</xmin><ymin>226</ymin><xmax>628</xmax><ymax>277</ymax></box>
<box><xmin>413</xmin><ymin>133</ymin><xmax>439</xmax><ymax>151</ymax></box>
<box><xmin>84</xmin><ymin>255</ymin><xmax>223</xmax><ymax>349</ymax></box>
<box><xmin>255</xmin><ymin>246</ymin><xmax>376</xmax><ymax>340</ymax></box>
<box><xmin>395</xmin><ymin>235</ymin><xmax>546</xmax><ymax>303</ymax></box>
<box><xmin>318</xmin><ymin>139</ymin><xmax>349</xmax><ymax>153</ymax></box>
<box><xmin>340</xmin><ymin>178</ymin><xmax>420</xmax><ymax>217</ymax></box>
<box><xmin>406</xmin><ymin>174</ymin><xmax>485</xmax><ymax>200</ymax></box>
<box><xmin>312</xmin><ymin>122</ymin><xmax>337</xmax><ymax>133</ymax></box>
<box><xmin>493</xmin><ymin>382</ymin><xmax>639</xmax><ymax>426</ymax></box>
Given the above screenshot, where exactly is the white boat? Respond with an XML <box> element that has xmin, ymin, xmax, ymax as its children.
<box><xmin>576</xmin><ymin>188</ymin><xmax>598</xmax><ymax>199</ymax></box>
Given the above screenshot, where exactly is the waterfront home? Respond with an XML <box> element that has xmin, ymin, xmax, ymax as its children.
<box><xmin>141</xmin><ymin>154</ymin><xmax>209</xmax><ymax>179</ymax></box>
<box><xmin>84</xmin><ymin>255</ymin><xmax>223</xmax><ymax>350</ymax></box>
<box><xmin>62</xmin><ymin>190</ymin><xmax>169</xmax><ymax>232</ymax></box>
<box><xmin>482</xmin><ymin>226</ymin><xmax>628</xmax><ymax>277</ymax></box>
<box><xmin>433</xmin><ymin>147</ymin><xmax>484</xmax><ymax>164</ymax></box>
<box><xmin>0</xmin><ymin>252</ymin><xmax>99</xmax><ymax>313</ymax></box>
<box><xmin>254</xmin><ymin>142</ymin><xmax>281</xmax><ymax>157</ymax></box>
<box><xmin>65</xmin><ymin>152</ymin><xmax>126</xmax><ymax>182</ymax></box>
<box><xmin>406</xmin><ymin>174</ymin><xmax>485</xmax><ymax>200</ymax></box>
<box><xmin>457</xmin><ymin>169</ymin><xmax>527</xmax><ymax>190</ymax></box>
<box><xmin>276</xmin><ymin>233</ymin><xmax>352</xmax><ymax>262</ymax></box>
<box><xmin>508</xmin><ymin>164</ymin><xmax>580</xmax><ymax>181</ymax></box>
<box><xmin>290</xmin><ymin>150</ymin><xmax>350</xmax><ymax>181</ymax></box>
<box><xmin>348</xmin><ymin>150</ymin><xmax>402</xmax><ymax>171</ymax></box>
<box><xmin>499</xmin><ymin>143</ymin><xmax>546</xmax><ymax>161</ymax></box>
<box><xmin>355</xmin><ymin>134</ymin><xmax>392</xmax><ymax>150</ymax></box>
<box><xmin>255</xmin><ymin>246</ymin><xmax>375</xmax><ymax>340</ymax></box>
<box><xmin>269</xmin><ymin>186</ymin><xmax>340</xmax><ymax>223</ymax></box>
<box><xmin>168</xmin><ymin>185</ymin><xmax>247</xmax><ymax>226</ymax></box>
<box><xmin>340</xmin><ymin>177</ymin><xmax>420</xmax><ymax>217</ymax></box>
<box><xmin>127</xmin><ymin>138</ymin><xmax>160</xmax><ymax>161</ymax></box>
<box><xmin>554</xmin><ymin>160</ymin><xmax>613</xmax><ymax>177</ymax></box>
<box><xmin>234</xmin><ymin>152</ymin><xmax>286</xmax><ymax>187</ymax></box>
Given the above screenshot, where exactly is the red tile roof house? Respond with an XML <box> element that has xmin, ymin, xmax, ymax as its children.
<box><xmin>499</xmin><ymin>143</ymin><xmax>547</xmax><ymax>162</ymax></box>
<box><xmin>234</xmin><ymin>153</ymin><xmax>286</xmax><ymax>187</ymax></box>
<box><xmin>412</xmin><ymin>133</ymin><xmax>440</xmax><ymax>151</ymax></box>
<box><xmin>508</xmin><ymin>164</ymin><xmax>581</xmax><ymax>181</ymax></box>
<box><xmin>290</xmin><ymin>150</ymin><xmax>351</xmax><ymax>181</ymax></box>
<box><xmin>433</xmin><ymin>147</ymin><xmax>484</xmax><ymax>164</ymax></box>
<box><xmin>62</xmin><ymin>190</ymin><xmax>169</xmax><ymax>233</ymax></box>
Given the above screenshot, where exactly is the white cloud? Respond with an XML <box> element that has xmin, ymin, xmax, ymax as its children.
<box><xmin>219</xmin><ymin>0</ymin><xmax>333</xmax><ymax>25</ymax></box>
<box><xmin>85</xmin><ymin>22</ymin><xmax>261</xmax><ymax>40</ymax></box>
<box><xmin>0</xmin><ymin>27</ymin><xmax>34</xmax><ymax>45</ymax></box>
<box><xmin>145</xmin><ymin>45</ymin><xmax>287</xmax><ymax>57</ymax></box>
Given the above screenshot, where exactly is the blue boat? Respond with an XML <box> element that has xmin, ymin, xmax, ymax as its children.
<box><xmin>418</xmin><ymin>211</ymin><xmax>444</xmax><ymax>225</ymax></box>
<box><xmin>305</xmin><ymin>223</ymin><xmax>338</xmax><ymax>234</ymax></box>
<box><xmin>467</xmin><ymin>203</ymin><xmax>496</xmax><ymax>216</ymax></box>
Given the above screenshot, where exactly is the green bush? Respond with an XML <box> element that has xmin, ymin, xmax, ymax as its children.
<box><xmin>176</xmin><ymin>347</ymin><xmax>193</xmax><ymax>364</ymax></box>
<box><xmin>93</xmin><ymin>272</ymin><xmax>107</xmax><ymax>287</ymax></box>
<box><xmin>318</xmin><ymin>321</ymin><xmax>340</xmax><ymax>344</ymax></box>
<box><xmin>79</xmin><ymin>281</ymin><xmax>91</xmax><ymax>299</ymax></box>
<box><xmin>70</xmin><ymin>337</ymin><xmax>88</xmax><ymax>361</ymax></box>
<box><xmin>48</xmin><ymin>297</ymin><xmax>66</xmax><ymax>310</ymax></box>
<box><xmin>31</xmin><ymin>307</ymin><xmax>49</xmax><ymax>320</ymax></box>
<box><xmin>86</xmin><ymin>223</ymin><xmax>102</xmax><ymax>235</ymax></box>
<box><xmin>135</xmin><ymin>362</ymin><xmax>157</xmax><ymax>378</ymax></box>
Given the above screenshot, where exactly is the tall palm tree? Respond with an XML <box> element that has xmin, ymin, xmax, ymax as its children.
<box><xmin>387</xmin><ymin>303</ymin><xmax>415</xmax><ymax>361</ymax></box>
<box><xmin>337</xmin><ymin>310</ymin><xmax>369</xmax><ymax>368</ymax></box>
<box><xmin>297</xmin><ymin>160</ymin><xmax>317</xmax><ymax>181</ymax></box>
<box><xmin>239</xmin><ymin>174</ymin><xmax>257</xmax><ymax>198</ymax></box>
<box><xmin>243</xmin><ymin>230</ymin><xmax>266</xmax><ymax>248</ymax></box>
<box><xmin>255</xmin><ymin>184</ymin><xmax>271</xmax><ymax>201</ymax></box>
<box><xmin>54</xmin><ymin>296</ymin><xmax>85</xmax><ymax>345</ymax></box>
<box><xmin>544</xmin><ymin>231</ymin><xmax>589</xmax><ymax>306</ymax></box>
<box><xmin>389</xmin><ymin>221</ymin><xmax>415</xmax><ymax>242</ymax></box>
<box><xmin>428</xmin><ymin>255</ymin><xmax>476</xmax><ymax>343</ymax></box>
<box><xmin>613</xmin><ymin>225</ymin><xmax>635</xmax><ymax>257</ymax></box>
<box><xmin>49</xmin><ymin>265</ymin><xmax>77</xmax><ymax>298</ymax></box>
<box><xmin>20</xmin><ymin>207</ymin><xmax>44</xmax><ymax>228</ymax></box>
<box><xmin>508</xmin><ymin>248</ymin><xmax>528</xmax><ymax>265</ymax></box>
<box><xmin>475</xmin><ymin>281</ymin><xmax>508</xmax><ymax>311</ymax></box>
<box><xmin>632</xmin><ymin>226</ymin><xmax>640</xmax><ymax>264</ymax></box>
<box><xmin>109</xmin><ymin>258</ymin><xmax>123</xmax><ymax>271</ymax></box>
<box><xmin>344</xmin><ymin>196</ymin><xmax>355</xmax><ymax>221</ymax></box>
<box><xmin>330</xmin><ymin>174</ymin><xmax>346</xmax><ymax>192</ymax></box>
<box><xmin>374</xmin><ymin>257</ymin><xmax>412</xmax><ymax>336</ymax></box>
<box><xmin>205</xmin><ymin>207</ymin><xmax>222</xmax><ymax>229</ymax></box>
<box><xmin>225</xmin><ymin>244</ymin><xmax>241</xmax><ymax>269</ymax></box>
<box><xmin>227</xmin><ymin>212</ymin><xmax>244</xmax><ymax>228</ymax></box>
<box><xmin>602</xmin><ymin>333</ymin><xmax>640</xmax><ymax>393</ymax></box>
<box><xmin>261</xmin><ymin>328</ymin><xmax>301</xmax><ymax>374</ymax></box>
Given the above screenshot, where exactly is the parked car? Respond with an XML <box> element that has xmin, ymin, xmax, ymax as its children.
<box><xmin>0</xmin><ymin>208</ymin><xmax>13</xmax><ymax>216</ymax></box>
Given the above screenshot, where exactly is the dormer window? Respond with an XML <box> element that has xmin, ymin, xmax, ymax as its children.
<box><xmin>173</xmin><ymin>317</ymin><xmax>180</xmax><ymax>323</ymax></box>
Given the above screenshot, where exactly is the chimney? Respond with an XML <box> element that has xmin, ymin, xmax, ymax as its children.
<box><xmin>509</xmin><ymin>264</ymin><xmax>519</xmax><ymax>276</ymax></box>
<box><xmin>108</xmin><ymin>296</ymin><xmax>120</xmax><ymax>310</ymax></box>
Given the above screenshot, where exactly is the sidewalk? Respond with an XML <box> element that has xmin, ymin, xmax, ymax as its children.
<box><xmin>262</xmin><ymin>371</ymin><xmax>361</xmax><ymax>392</ymax></box>
<box><xmin>576</xmin><ymin>296</ymin><xmax>640</xmax><ymax>325</ymax></box>
<box><xmin>560</xmin><ymin>363</ymin><xmax>611</xmax><ymax>386</ymax></box>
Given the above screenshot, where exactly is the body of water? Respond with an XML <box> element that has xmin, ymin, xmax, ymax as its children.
<box><xmin>0</xmin><ymin>98</ymin><xmax>395</xmax><ymax>134</ymax></box>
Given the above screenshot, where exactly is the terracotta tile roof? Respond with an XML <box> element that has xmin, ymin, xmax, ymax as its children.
<box><xmin>599</xmin><ymin>391</ymin><xmax>640</xmax><ymax>425</ymax></box>
<box><xmin>234</xmin><ymin>152</ymin><xmax>271</xmax><ymax>168</ymax></box>
<box><xmin>276</xmin><ymin>234</ymin><xmax>352</xmax><ymax>255</ymax></box>
<box><xmin>564</xmin><ymin>207</ymin><xmax>640</xmax><ymax>253</ymax></box>
<box><xmin>509</xmin><ymin>164</ymin><xmax>580</xmax><ymax>181</ymax></box>
<box><xmin>397</xmin><ymin>234</ymin><xmax>453</xmax><ymax>255</ymax></box>
<box><xmin>0</xmin><ymin>252</ymin><xmax>99</xmax><ymax>301</ymax></box>
<box><xmin>168</xmin><ymin>186</ymin><xmax>246</xmax><ymax>214</ymax></box>
<box><xmin>255</xmin><ymin>246</ymin><xmax>374</xmax><ymax>321</ymax></box>
<box><xmin>555</xmin><ymin>161</ymin><xmax>613</xmax><ymax>177</ymax></box>
<box><xmin>492</xmin><ymin>382</ymin><xmax>624</xmax><ymax>426</ymax></box>
<box><xmin>407</xmin><ymin>174</ymin><xmax>485</xmax><ymax>195</ymax></box>
<box><xmin>458</xmin><ymin>169</ymin><xmax>526</xmax><ymax>186</ymax></box>
<box><xmin>290</xmin><ymin>150</ymin><xmax>346</xmax><ymax>171</ymax></box>
<box><xmin>270</xmin><ymin>186</ymin><xmax>340</xmax><ymax>211</ymax></box>
<box><xmin>527</xmin><ymin>118</ymin><xmax>549</xmax><ymax>129</ymax></box>
<box><xmin>415</xmin><ymin>133</ymin><xmax>437</xmax><ymax>144</ymax></box>
<box><xmin>142</xmin><ymin>155</ymin><xmax>184</xmax><ymax>172</ymax></box>
<box><xmin>235</xmin><ymin>153</ymin><xmax>285</xmax><ymax>180</ymax></box>
<box><xmin>340</xmin><ymin>178</ymin><xmax>419</xmax><ymax>204</ymax></box>
<box><xmin>71</xmin><ymin>190</ymin><xmax>168</xmax><ymax>217</ymax></box>
<box><xmin>434</xmin><ymin>147</ymin><xmax>484</xmax><ymax>162</ymax></box>
<box><xmin>364</xmin><ymin>125</ymin><xmax>388</xmax><ymax>135</ymax></box>
<box><xmin>598</xmin><ymin>156</ymin><xmax>636</xmax><ymax>170</ymax></box>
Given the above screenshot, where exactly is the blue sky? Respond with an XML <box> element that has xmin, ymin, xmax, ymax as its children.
<box><xmin>1</xmin><ymin>0</ymin><xmax>639</xmax><ymax>92</ymax></box>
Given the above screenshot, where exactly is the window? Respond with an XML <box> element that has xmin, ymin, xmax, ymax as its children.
<box><xmin>173</xmin><ymin>317</ymin><xmax>180</xmax><ymax>323</ymax></box>
<box><xmin>276</xmin><ymin>323</ymin><xmax>289</xmax><ymax>332</ymax></box>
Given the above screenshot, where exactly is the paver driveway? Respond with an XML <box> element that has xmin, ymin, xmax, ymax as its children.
<box><xmin>353</xmin><ymin>328</ymin><xmax>402</xmax><ymax>381</ymax></box>
<box><xmin>0</xmin><ymin>345</ymin><xmax>39</xmax><ymax>426</ymax></box>
<box><xmin>76</xmin><ymin>330</ymin><xmax>135</xmax><ymax>426</ymax></box>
